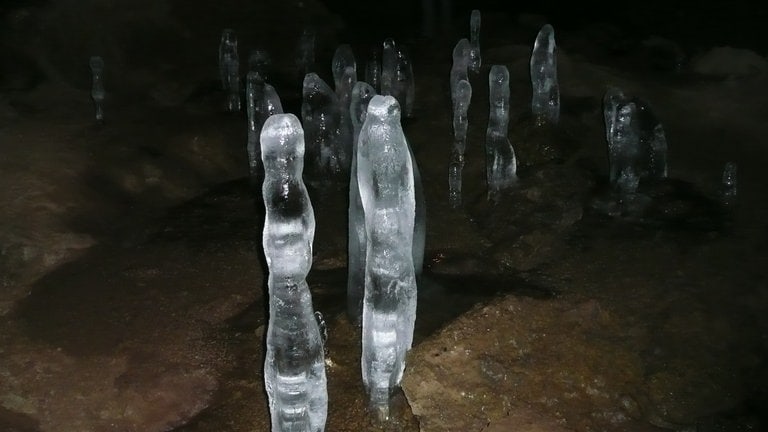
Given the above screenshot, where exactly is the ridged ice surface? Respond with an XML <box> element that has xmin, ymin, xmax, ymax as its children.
<box><xmin>357</xmin><ymin>95</ymin><xmax>417</xmax><ymax>420</ymax></box>
<box><xmin>261</xmin><ymin>114</ymin><xmax>327</xmax><ymax>432</ymax></box>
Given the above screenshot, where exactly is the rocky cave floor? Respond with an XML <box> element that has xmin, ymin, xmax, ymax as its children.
<box><xmin>1</xmin><ymin>3</ymin><xmax>768</xmax><ymax>431</ymax></box>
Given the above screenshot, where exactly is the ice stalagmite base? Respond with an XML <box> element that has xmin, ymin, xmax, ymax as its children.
<box><xmin>486</xmin><ymin>65</ymin><xmax>517</xmax><ymax>202</ymax></box>
<box><xmin>348</xmin><ymin>82</ymin><xmax>377</xmax><ymax>323</ymax></box>
<box><xmin>449</xmin><ymin>79</ymin><xmax>471</xmax><ymax>208</ymax></box>
<box><xmin>357</xmin><ymin>95</ymin><xmax>417</xmax><ymax>421</ymax></box>
<box><xmin>261</xmin><ymin>114</ymin><xmax>327</xmax><ymax>432</ymax></box>
<box><xmin>530</xmin><ymin>24</ymin><xmax>559</xmax><ymax>126</ymax></box>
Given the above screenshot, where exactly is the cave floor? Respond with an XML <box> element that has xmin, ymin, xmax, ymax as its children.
<box><xmin>1</xmin><ymin>25</ymin><xmax>768</xmax><ymax>432</ymax></box>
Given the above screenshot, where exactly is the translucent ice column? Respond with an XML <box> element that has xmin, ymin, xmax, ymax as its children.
<box><xmin>449</xmin><ymin>79</ymin><xmax>471</xmax><ymax>208</ymax></box>
<box><xmin>530</xmin><ymin>24</ymin><xmax>559</xmax><ymax>126</ymax></box>
<box><xmin>604</xmin><ymin>92</ymin><xmax>641</xmax><ymax>194</ymax></box>
<box><xmin>486</xmin><ymin>65</ymin><xmax>517</xmax><ymax>202</ymax></box>
<box><xmin>721</xmin><ymin>162</ymin><xmax>738</xmax><ymax>207</ymax></box>
<box><xmin>337</xmin><ymin>66</ymin><xmax>358</xmax><ymax>171</ymax></box>
<box><xmin>603</xmin><ymin>87</ymin><xmax>668</xmax><ymax>194</ymax></box>
<box><xmin>380</xmin><ymin>38</ymin><xmax>397</xmax><ymax>97</ymax></box>
<box><xmin>450</xmin><ymin>39</ymin><xmax>470</xmax><ymax>105</ymax></box>
<box><xmin>297</xmin><ymin>28</ymin><xmax>316</xmax><ymax>77</ymax></box>
<box><xmin>348</xmin><ymin>81</ymin><xmax>377</xmax><ymax>324</ymax></box>
<box><xmin>246</xmin><ymin>72</ymin><xmax>283</xmax><ymax>185</ymax></box>
<box><xmin>396</xmin><ymin>46</ymin><xmax>416</xmax><ymax>118</ymax></box>
<box><xmin>218</xmin><ymin>29</ymin><xmax>241</xmax><ymax>111</ymax></box>
<box><xmin>301</xmin><ymin>73</ymin><xmax>345</xmax><ymax>180</ymax></box>
<box><xmin>89</xmin><ymin>56</ymin><xmax>105</xmax><ymax>122</ymax></box>
<box><xmin>261</xmin><ymin>113</ymin><xmax>328</xmax><ymax>432</ymax></box>
<box><xmin>219</xmin><ymin>29</ymin><xmax>237</xmax><ymax>89</ymax></box>
<box><xmin>365</xmin><ymin>48</ymin><xmax>381</xmax><ymax>92</ymax></box>
<box><xmin>248</xmin><ymin>49</ymin><xmax>271</xmax><ymax>81</ymax></box>
<box><xmin>357</xmin><ymin>95</ymin><xmax>417</xmax><ymax>420</ymax></box>
<box><xmin>332</xmin><ymin>44</ymin><xmax>357</xmax><ymax>94</ymax></box>
<box><xmin>469</xmin><ymin>10</ymin><xmax>482</xmax><ymax>73</ymax></box>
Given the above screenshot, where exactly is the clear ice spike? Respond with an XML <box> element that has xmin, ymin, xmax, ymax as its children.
<box><xmin>450</xmin><ymin>39</ymin><xmax>471</xmax><ymax>106</ymax></box>
<box><xmin>332</xmin><ymin>44</ymin><xmax>357</xmax><ymax>94</ymax></box>
<box><xmin>469</xmin><ymin>10</ymin><xmax>482</xmax><ymax>73</ymax></box>
<box><xmin>530</xmin><ymin>24</ymin><xmax>559</xmax><ymax>126</ymax></box>
<box><xmin>486</xmin><ymin>65</ymin><xmax>517</xmax><ymax>202</ymax></box>
<box><xmin>218</xmin><ymin>29</ymin><xmax>238</xmax><ymax>90</ymax></box>
<box><xmin>261</xmin><ymin>113</ymin><xmax>328</xmax><ymax>432</ymax></box>
<box><xmin>449</xmin><ymin>79</ymin><xmax>471</xmax><ymax>208</ymax></box>
<box><xmin>89</xmin><ymin>56</ymin><xmax>105</xmax><ymax>122</ymax></box>
<box><xmin>357</xmin><ymin>95</ymin><xmax>417</xmax><ymax>420</ymax></box>
<box><xmin>348</xmin><ymin>81</ymin><xmax>377</xmax><ymax>323</ymax></box>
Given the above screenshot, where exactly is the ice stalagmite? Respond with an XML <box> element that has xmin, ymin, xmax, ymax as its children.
<box><xmin>530</xmin><ymin>24</ymin><xmax>559</xmax><ymax>126</ymax></box>
<box><xmin>396</xmin><ymin>46</ymin><xmax>416</xmax><ymax>118</ymax></box>
<box><xmin>248</xmin><ymin>49</ymin><xmax>271</xmax><ymax>81</ymax></box>
<box><xmin>449</xmin><ymin>79</ymin><xmax>471</xmax><ymax>208</ymax></box>
<box><xmin>469</xmin><ymin>10</ymin><xmax>482</xmax><ymax>73</ymax></box>
<box><xmin>261</xmin><ymin>114</ymin><xmax>328</xmax><ymax>432</ymax></box>
<box><xmin>336</xmin><ymin>66</ymin><xmax>358</xmax><ymax>174</ymax></box>
<box><xmin>219</xmin><ymin>29</ymin><xmax>241</xmax><ymax>112</ymax></box>
<box><xmin>301</xmin><ymin>73</ymin><xmax>346</xmax><ymax>181</ymax></box>
<box><xmin>297</xmin><ymin>28</ymin><xmax>316</xmax><ymax>76</ymax></box>
<box><xmin>348</xmin><ymin>81</ymin><xmax>377</xmax><ymax>323</ymax></box>
<box><xmin>721</xmin><ymin>162</ymin><xmax>738</xmax><ymax>207</ymax></box>
<box><xmin>357</xmin><ymin>95</ymin><xmax>417</xmax><ymax>421</ymax></box>
<box><xmin>219</xmin><ymin>29</ymin><xmax>237</xmax><ymax>89</ymax></box>
<box><xmin>246</xmin><ymin>73</ymin><xmax>283</xmax><ymax>185</ymax></box>
<box><xmin>603</xmin><ymin>87</ymin><xmax>668</xmax><ymax>195</ymax></box>
<box><xmin>365</xmin><ymin>48</ymin><xmax>381</xmax><ymax>92</ymax></box>
<box><xmin>380</xmin><ymin>38</ymin><xmax>397</xmax><ymax>97</ymax></box>
<box><xmin>332</xmin><ymin>44</ymin><xmax>357</xmax><ymax>94</ymax></box>
<box><xmin>450</xmin><ymin>39</ymin><xmax>471</xmax><ymax>105</ymax></box>
<box><xmin>89</xmin><ymin>56</ymin><xmax>105</xmax><ymax>122</ymax></box>
<box><xmin>486</xmin><ymin>65</ymin><xmax>517</xmax><ymax>201</ymax></box>
<box><xmin>605</xmin><ymin>95</ymin><xmax>641</xmax><ymax>194</ymax></box>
